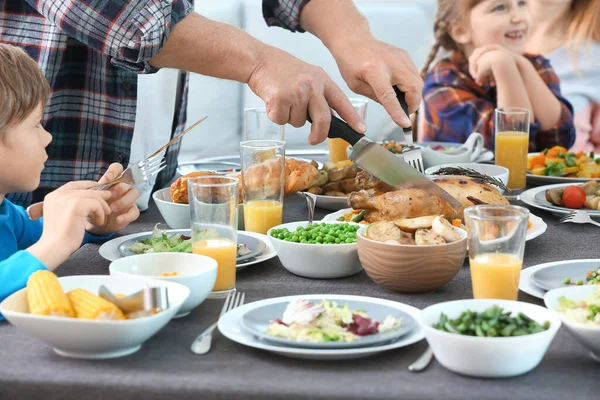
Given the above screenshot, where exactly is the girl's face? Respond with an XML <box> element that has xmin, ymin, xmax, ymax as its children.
<box><xmin>456</xmin><ymin>0</ymin><xmax>531</xmax><ymax>54</ymax></box>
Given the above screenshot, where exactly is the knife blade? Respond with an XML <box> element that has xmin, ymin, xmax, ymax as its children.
<box><xmin>307</xmin><ymin>110</ymin><xmax>462</xmax><ymax>209</ymax></box>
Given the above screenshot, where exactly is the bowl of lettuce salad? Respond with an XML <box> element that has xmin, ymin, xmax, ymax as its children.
<box><xmin>544</xmin><ymin>285</ymin><xmax>600</xmax><ymax>362</ymax></box>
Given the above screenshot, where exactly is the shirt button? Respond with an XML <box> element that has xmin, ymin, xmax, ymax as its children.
<box><xmin>117</xmin><ymin>153</ymin><xmax>124</xmax><ymax>162</ymax></box>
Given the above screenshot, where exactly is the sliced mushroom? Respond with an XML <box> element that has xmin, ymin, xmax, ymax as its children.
<box><xmin>431</xmin><ymin>216</ymin><xmax>462</xmax><ymax>243</ymax></box>
<box><xmin>585</xmin><ymin>195</ymin><xmax>600</xmax><ymax>210</ymax></box>
<box><xmin>393</xmin><ymin>215</ymin><xmax>438</xmax><ymax>233</ymax></box>
<box><xmin>415</xmin><ymin>229</ymin><xmax>447</xmax><ymax>246</ymax></box>
<box><xmin>545</xmin><ymin>188</ymin><xmax>564</xmax><ymax>206</ymax></box>
<box><xmin>367</xmin><ymin>221</ymin><xmax>402</xmax><ymax>242</ymax></box>
<box><xmin>582</xmin><ymin>180</ymin><xmax>599</xmax><ymax>195</ymax></box>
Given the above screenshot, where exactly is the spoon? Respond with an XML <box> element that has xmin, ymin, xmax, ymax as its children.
<box><xmin>299</xmin><ymin>192</ymin><xmax>317</xmax><ymax>224</ymax></box>
<box><xmin>98</xmin><ymin>285</ymin><xmax>169</xmax><ymax>314</ymax></box>
<box><xmin>408</xmin><ymin>347</ymin><xmax>434</xmax><ymax>372</ymax></box>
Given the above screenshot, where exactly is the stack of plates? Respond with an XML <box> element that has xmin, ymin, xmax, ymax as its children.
<box><xmin>217</xmin><ymin>295</ymin><xmax>425</xmax><ymax>360</ymax></box>
<box><xmin>519</xmin><ymin>259</ymin><xmax>600</xmax><ymax>299</ymax></box>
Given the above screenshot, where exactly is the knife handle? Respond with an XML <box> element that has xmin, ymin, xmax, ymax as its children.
<box><xmin>393</xmin><ymin>86</ymin><xmax>413</xmax><ymax>135</ymax></box>
<box><xmin>307</xmin><ymin>113</ymin><xmax>363</xmax><ymax>146</ymax></box>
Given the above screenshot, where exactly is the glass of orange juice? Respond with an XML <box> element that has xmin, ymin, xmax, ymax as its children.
<box><xmin>188</xmin><ymin>175</ymin><xmax>239</xmax><ymax>298</ymax></box>
<box><xmin>495</xmin><ymin>107</ymin><xmax>530</xmax><ymax>200</ymax></box>
<box><xmin>240</xmin><ymin>140</ymin><xmax>285</xmax><ymax>234</ymax></box>
<box><xmin>327</xmin><ymin>97</ymin><xmax>369</xmax><ymax>162</ymax></box>
<box><xmin>464</xmin><ymin>205</ymin><xmax>530</xmax><ymax>300</ymax></box>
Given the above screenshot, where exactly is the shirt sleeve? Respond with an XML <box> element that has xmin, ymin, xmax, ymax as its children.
<box><xmin>26</xmin><ymin>0</ymin><xmax>193</xmax><ymax>73</ymax></box>
<box><xmin>531</xmin><ymin>57</ymin><xmax>576</xmax><ymax>151</ymax></box>
<box><xmin>263</xmin><ymin>0</ymin><xmax>312</xmax><ymax>32</ymax></box>
<box><xmin>0</xmin><ymin>251</ymin><xmax>47</xmax><ymax>319</ymax></box>
<box><xmin>9</xmin><ymin>203</ymin><xmax>43</xmax><ymax>250</ymax></box>
<box><xmin>420</xmin><ymin>70</ymin><xmax>497</xmax><ymax>148</ymax></box>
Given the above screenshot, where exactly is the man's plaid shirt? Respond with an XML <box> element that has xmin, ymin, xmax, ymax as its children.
<box><xmin>1</xmin><ymin>0</ymin><xmax>309</xmax><ymax>207</ymax></box>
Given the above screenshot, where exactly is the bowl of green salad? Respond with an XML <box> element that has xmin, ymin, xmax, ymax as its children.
<box><xmin>544</xmin><ymin>285</ymin><xmax>600</xmax><ymax>362</ymax></box>
<box><xmin>267</xmin><ymin>221</ymin><xmax>362</xmax><ymax>279</ymax></box>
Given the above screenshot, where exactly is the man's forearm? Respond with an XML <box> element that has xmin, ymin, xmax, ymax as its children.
<box><xmin>148</xmin><ymin>13</ymin><xmax>266</xmax><ymax>84</ymax></box>
<box><xmin>299</xmin><ymin>0</ymin><xmax>372</xmax><ymax>50</ymax></box>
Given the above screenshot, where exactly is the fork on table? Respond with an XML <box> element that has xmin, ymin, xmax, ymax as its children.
<box><xmin>190</xmin><ymin>291</ymin><xmax>246</xmax><ymax>355</ymax></box>
<box><xmin>558</xmin><ymin>210</ymin><xmax>600</xmax><ymax>228</ymax></box>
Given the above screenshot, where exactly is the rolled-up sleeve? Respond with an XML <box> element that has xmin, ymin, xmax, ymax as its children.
<box><xmin>27</xmin><ymin>0</ymin><xmax>193</xmax><ymax>73</ymax></box>
<box><xmin>263</xmin><ymin>0</ymin><xmax>311</xmax><ymax>32</ymax></box>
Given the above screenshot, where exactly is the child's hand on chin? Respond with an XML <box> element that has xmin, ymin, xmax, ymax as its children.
<box><xmin>469</xmin><ymin>46</ymin><xmax>519</xmax><ymax>87</ymax></box>
<box><xmin>85</xmin><ymin>163</ymin><xmax>141</xmax><ymax>236</ymax></box>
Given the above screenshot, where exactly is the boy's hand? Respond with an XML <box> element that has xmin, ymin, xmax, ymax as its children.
<box><xmin>85</xmin><ymin>163</ymin><xmax>140</xmax><ymax>236</ymax></box>
<box><xmin>29</xmin><ymin>182</ymin><xmax>113</xmax><ymax>269</ymax></box>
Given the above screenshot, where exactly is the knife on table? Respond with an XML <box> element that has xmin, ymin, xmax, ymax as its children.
<box><xmin>308</xmin><ymin>110</ymin><xmax>463</xmax><ymax>209</ymax></box>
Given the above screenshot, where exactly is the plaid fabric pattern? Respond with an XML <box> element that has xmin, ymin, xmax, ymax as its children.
<box><xmin>420</xmin><ymin>51</ymin><xmax>576</xmax><ymax>152</ymax></box>
<box><xmin>263</xmin><ymin>0</ymin><xmax>311</xmax><ymax>32</ymax></box>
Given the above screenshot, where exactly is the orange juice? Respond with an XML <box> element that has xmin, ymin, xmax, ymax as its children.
<box><xmin>244</xmin><ymin>200</ymin><xmax>283</xmax><ymax>234</ymax></box>
<box><xmin>469</xmin><ymin>253</ymin><xmax>523</xmax><ymax>300</ymax></box>
<box><xmin>495</xmin><ymin>131</ymin><xmax>529</xmax><ymax>189</ymax></box>
<box><xmin>328</xmin><ymin>138</ymin><xmax>350</xmax><ymax>162</ymax></box>
<box><xmin>193</xmin><ymin>238</ymin><xmax>237</xmax><ymax>291</ymax></box>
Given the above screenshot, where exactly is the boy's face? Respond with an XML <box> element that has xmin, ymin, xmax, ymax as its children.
<box><xmin>0</xmin><ymin>103</ymin><xmax>52</xmax><ymax>194</ymax></box>
<box><xmin>457</xmin><ymin>0</ymin><xmax>531</xmax><ymax>55</ymax></box>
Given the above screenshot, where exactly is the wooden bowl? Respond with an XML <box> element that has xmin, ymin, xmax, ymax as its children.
<box><xmin>356</xmin><ymin>226</ymin><xmax>467</xmax><ymax>294</ymax></box>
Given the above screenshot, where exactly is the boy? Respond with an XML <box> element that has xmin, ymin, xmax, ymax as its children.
<box><xmin>0</xmin><ymin>44</ymin><xmax>140</xmax><ymax>311</ymax></box>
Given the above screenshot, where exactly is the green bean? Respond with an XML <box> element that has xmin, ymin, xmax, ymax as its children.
<box><xmin>351</xmin><ymin>210</ymin><xmax>366</xmax><ymax>223</ymax></box>
<box><xmin>433</xmin><ymin>305</ymin><xmax>550</xmax><ymax>337</ymax></box>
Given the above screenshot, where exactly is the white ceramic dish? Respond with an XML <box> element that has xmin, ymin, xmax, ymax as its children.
<box><xmin>526</xmin><ymin>152</ymin><xmax>600</xmax><ymax>185</ymax></box>
<box><xmin>420</xmin><ymin>299</ymin><xmax>561</xmax><ymax>378</ymax></box>
<box><xmin>519</xmin><ymin>259</ymin><xmax>600</xmax><ymax>299</ymax></box>
<box><xmin>217</xmin><ymin>294</ymin><xmax>425</xmax><ymax>360</ymax></box>
<box><xmin>109</xmin><ymin>253</ymin><xmax>217</xmax><ymax>318</ymax></box>
<box><xmin>0</xmin><ymin>275</ymin><xmax>189</xmax><ymax>359</ymax></box>
<box><xmin>267</xmin><ymin>221</ymin><xmax>362</xmax><ymax>279</ymax></box>
<box><xmin>521</xmin><ymin>183</ymin><xmax>600</xmax><ymax>219</ymax></box>
<box><xmin>425</xmin><ymin>163</ymin><xmax>509</xmax><ymax>194</ymax></box>
<box><xmin>544</xmin><ymin>285</ymin><xmax>600</xmax><ymax>362</ymax></box>
<box><xmin>99</xmin><ymin>230</ymin><xmax>277</xmax><ymax>270</ymax></box>
<box><xmin>153</xmin><ymin>187</ymin><xmax>245</xmax><ymax>230</ymax></box>
<box><xmin>322</xmin><ymin>208</ymin><xmax>547</xmax><ymax>242</ymax></box>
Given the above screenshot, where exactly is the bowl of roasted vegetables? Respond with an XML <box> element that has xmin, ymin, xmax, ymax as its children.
<box><xmin>527</xmin><ymin>146</ymin><xmax>600</xmax><ymax>184</ymax></box>
<box><xmin>0</xmin><ymin>272</ymin><xmax>189</xmax><ymax>359</ymax></box>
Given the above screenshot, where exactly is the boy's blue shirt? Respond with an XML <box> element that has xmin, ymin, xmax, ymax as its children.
<box><xmin>0</xmin><ymin>198</ymin><xmax>109</xmax><ymax>320</ymax></box>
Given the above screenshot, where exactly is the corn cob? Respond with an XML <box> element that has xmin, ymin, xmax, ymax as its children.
<box><xmin>67</xmin><ymin>288</ymin><xmax>125</xmax><ymax>320</ymax></box>
<box><xmin>26</xmin><ymin>271</ymin><xmax>75</xmax><ymax>318</ymax></box>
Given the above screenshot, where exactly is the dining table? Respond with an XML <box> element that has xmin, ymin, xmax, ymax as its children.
<box><xmin>0</xmin><ymin>159</ymin><xmax>598</xmax><ymax>400</ymax></box>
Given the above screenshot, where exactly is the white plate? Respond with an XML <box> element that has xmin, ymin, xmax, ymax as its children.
<box><xmin>519</xmin><ymin>259</ymin><xmax>600</xmax><ymax>299</ymax></box>
<box><xmin>527</xmin><ymin>152</ymin><xmax>600</xmax><ymax>185</ymax></box>
<box><xmin>297</xmin><ymin>192</ymin><xmax>349</xmax><ymax>210</ymax></box>
<box><xmin>521</xmin><ymin>183</ymin><xmax>600</xmax><ymax>219</ymax></box>
<box><xmin>322</xmin><ymin>208</ymin><xmax>547</xmax><ymax>241</ymax></box>
<box><xmin>99</xmin><ymin>230</ymin><xmax>277</xmax><ymax>269</ymax></box>
<box><xmin>217</xmin><ymin>294</ymin><xmax>425</xmax><ymax>360</ymax></box>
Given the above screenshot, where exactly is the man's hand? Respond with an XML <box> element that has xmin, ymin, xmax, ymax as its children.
<box><xmin>248</xmin><ymin>46</ymin><xmax>366</xmax><ymax>145</ymax></box>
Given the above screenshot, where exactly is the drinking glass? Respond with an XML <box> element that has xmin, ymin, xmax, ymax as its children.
<box><xmin>244</xmin><ymin>107</ymin><xmax>285</xmax><ymax>141</ymax></box>
<box><xmin>188</xmin><ymin>176</ymin><xmax>239</xmax><ymax>298</ymax></box>
<box><xmin>240</xmin><ymin>140</ymin><xmax>285</xmax><ymax>234</ymax></box>
<box><xmin>464</xmin><ymin>205</ymin><xmax>530</xmax><ymax>300</ymax></box>
<box><xmin>495</xmin><ymin>107</ymin><xmax>530</xmax><ymax>199</ymax></box>
<box><xmin>327</xmin><ymin>97</ymin><xmax>369</xmax><ymax>162</ymax></box>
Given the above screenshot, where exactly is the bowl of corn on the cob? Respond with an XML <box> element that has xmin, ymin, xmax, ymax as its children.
<box><xmin>0</xmin><ymin>273</ymin><xmax>190</xmax><ymax>359</ymax></box>
<box><xmin>109</xmin><ymin>252</ymin><xmax>218</xmax><ymax>317</ymax></box>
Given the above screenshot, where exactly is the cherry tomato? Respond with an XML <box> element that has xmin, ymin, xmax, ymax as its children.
<box><xmin>562</xmin><ymin>185</ymin><xmax>586</xmax><ymax>209</ymax></box>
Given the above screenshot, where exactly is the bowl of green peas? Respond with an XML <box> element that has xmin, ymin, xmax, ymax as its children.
<box><xmin>267</xmin><ymin>222</ymin><xmax>363</xmax><ymax>279</ymax></box>
<box><xmin>420</xmin><ymin>299</ymin><xmax>561</xmax><ymax>378</ymax></box>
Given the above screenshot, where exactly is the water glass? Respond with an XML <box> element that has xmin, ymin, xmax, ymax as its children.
<box><xmin>327</xmin><ymin>97</ymin><xmax>369</xmax><ymax>162</ymax></box>
<box><xmin>495</xmin><ymin>107</ymin><xmax>530</xmax><ymax>198</ymax></box>
<box><xmin>188</xmin><ymin>176</ymin><xmax>239</xmax><ymax>298</ymax></box>
<box><xmin>464</xmin><ymin>205</ymin><xmax>530</xmax><ymax>300</ymax></box>
<box><xmin>240</xmin><ymin>140</ymin><xmax>285</xmax><ymax>234</ymax></box>
<box><xmin>244</xmin><ymin>107</ymin><xmax>285</xmax><ymax>141</ymax></box>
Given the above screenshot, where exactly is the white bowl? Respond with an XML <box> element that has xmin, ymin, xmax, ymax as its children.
<box><xmin>425</xmin><ymin>163</ymin><xmax>510</xmax><ymax>194</ymax></box>
<box><xmin>0</xmin><ymin>275</ymin><xmax>189</xmax><ymax>359</ymax></box>
<box><xmin>420</xmin><ymin>299</ymin><xmax>561</xmax><ymax>378</ymax></box>
<box><xmin>267</xmin><ymin>221</ymin><xmax>362</xmax><ymax>279</ymax></box>
<box><xmin>109</xmin><ymin>253</ymin><xmax>217</xmax><ymax>318</ymax></box>
<box><xmin>153</xmin><ymin>187</ymin><xmax>245</xmax><ymax>230</ymax></box>
<box><xmin>544</xmin><ymin>285</ymin><xmax>600</xmax><ymax>362</ymax></box>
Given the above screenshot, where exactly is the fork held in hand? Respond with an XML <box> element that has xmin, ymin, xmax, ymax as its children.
<box><xmin>558</xmin><ymin>210</ymin><xmax>600</xmax><ymax>228</ymax></box>
<box><xmin>190</xmin><ymin>291</ymin><xmax>246</xmax><ymax>355</ymax></box>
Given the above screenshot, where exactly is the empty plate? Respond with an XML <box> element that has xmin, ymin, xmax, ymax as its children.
<box><xmin>531</xmin><ymin>259</ymin><xmax>600</xmax><ymax>291</ymax></box>
<box><xmin>240</xmin><ymin>298</ymin><xmax>415</xmax><ymax>349</ymax></box>
<box><xmin>118</xmin><ymin>230</ymin><xmax>266</xmax><ymax>263</ymax></box>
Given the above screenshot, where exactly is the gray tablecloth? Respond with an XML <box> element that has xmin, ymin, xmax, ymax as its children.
<box><xmin>0</xmin><ymin>196</ymin><xmax>598</xmax><ymax>400</ymax></box>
